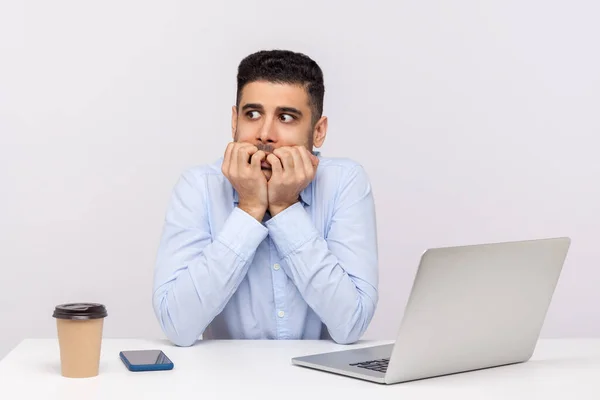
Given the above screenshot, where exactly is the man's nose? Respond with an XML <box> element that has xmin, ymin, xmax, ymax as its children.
<box><xmin>258</xmin><ymin>119</ymin><xmax>276</xmax><ymax>143</ymax></box>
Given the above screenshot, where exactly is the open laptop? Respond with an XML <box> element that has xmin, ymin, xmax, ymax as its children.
<box><xmin>292</xmin><ymin>237</ymin><xmax>571</xmax><ymax>384</ymax></box>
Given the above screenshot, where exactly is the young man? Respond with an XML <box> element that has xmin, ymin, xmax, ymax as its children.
<box><xmin>152</xmin><ymin>50</ymin><xmax>378</xmax><ymax>346</ymax></box>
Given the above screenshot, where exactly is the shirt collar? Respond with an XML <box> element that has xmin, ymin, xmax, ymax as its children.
<box><xmin>229</xmin><ymin>150</ymin><xmax>320</xmax><ymax>207</ymax></box>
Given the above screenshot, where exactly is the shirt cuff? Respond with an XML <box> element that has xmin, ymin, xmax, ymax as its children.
<box><xmin>217</xmin><ymin>207</ymin><xmax>269</xmax><ymax>261</ymax></box>
<box><xmin>266</xmin><ymin>202</ymin><xmax>319</xmax><ymax>258</ymax></box>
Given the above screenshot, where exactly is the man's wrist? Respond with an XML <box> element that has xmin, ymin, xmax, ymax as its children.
<box><xmin>238</xmin><ymin>203</ymin><xmax>267</xmax><ymax>221</ymax></box>
<box><xmin>269</xmin><ymin>200</ymin><xmax>298</xmax><ymax>216</ymax></box>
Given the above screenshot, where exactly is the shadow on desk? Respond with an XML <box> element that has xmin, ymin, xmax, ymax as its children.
<box><xmin>525</xmin><ymin>357</ymin><xmax>600</xmax><ymax>369</ymax></box>
<box><xmin>386</xmin><ymin>356</ymin><xmax>600</xmax><ymax>388</ymax></box>
<box><xmin>165</xmin><ymin>338</ymin><xmax>376</xmax><ymax>348</ymax></box>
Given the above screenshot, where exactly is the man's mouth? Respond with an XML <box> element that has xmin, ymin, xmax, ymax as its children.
<box><xmin>261</xmin><ymin>160</ymin><xmax>272</xmax><ymax>170</ymax></box>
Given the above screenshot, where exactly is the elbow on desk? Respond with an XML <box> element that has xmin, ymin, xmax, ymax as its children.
<box><xmin>327</xmin><ymin>294</ymin><xmax>377</xmax><ymax>345</ymax></box>
<box><xmin>324</xmin><ymin>317</ymin><xmax>368</xmax><ymax>345</ymax></box>
<box><xmin>330</xmin><ymin>335</ymin><xmax>359</xmax><ymax>345</ymax></box>
<box><xmin>328</xmin><ymin>325</ymin><xmax>364</xmax><ymax>345</ymax></box>
<box><xmin>169</xmin><ymin>333</ymin><xmax>200</xmax><ymax>347</ymax></box>
<box><xmin>156</xmin><ymin>313</ymin><xmax>202</xmax><ymax>348</ymax></box>
<box><xmin>152</xmin><ymin>292</ymin><xmax>203</xmax><ymax>348</ymax></box>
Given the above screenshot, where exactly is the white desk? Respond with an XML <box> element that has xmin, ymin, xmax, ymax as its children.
<box><xmin>0</xmin><ymin>338</ymin><xmax>599</xmax><ymax>399</ymax></box>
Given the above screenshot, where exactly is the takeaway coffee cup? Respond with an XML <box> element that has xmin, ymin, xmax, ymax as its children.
<box><xmin>52</xmin><ymin>303</ymin><xmax>107</xmax><ymax>378</ymax></box>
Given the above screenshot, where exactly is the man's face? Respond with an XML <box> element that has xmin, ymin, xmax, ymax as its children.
<box><xmin>232</xmin><ymin>81</ymin><xmax>325</xmax><ymax>180</ymax></box>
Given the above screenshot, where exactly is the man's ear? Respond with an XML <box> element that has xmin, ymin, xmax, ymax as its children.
<box><xmin>231</xmin><ymin>106</ymin><xmax>238</xmax><ymax>140</ymax></box>
<box><xmin>312</xmin><ymin>116</ymin><xmax>328</xmax><ymax>148</ymax></box>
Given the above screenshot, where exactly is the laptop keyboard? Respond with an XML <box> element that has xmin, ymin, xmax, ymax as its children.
<box><xmin>350</xmin><ymin>358</ymin><xmax>389</xmax><ymax>373</ymax></box>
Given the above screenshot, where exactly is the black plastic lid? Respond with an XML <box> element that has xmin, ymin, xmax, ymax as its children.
<box><xmin>53</xmin><ymin>303</ymin><xmax>107</xmax><ymax>320</ymax></box>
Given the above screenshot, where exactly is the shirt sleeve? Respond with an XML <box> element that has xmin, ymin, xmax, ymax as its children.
<box><xmin>265</xmin><ymin>165</ymin><xmax>379</xmax><ymax>344</ymax></box>
<box><xmin>152</xmin><ymin>170</ymin><xmax>268</xmax><ymax>346</ymax></box>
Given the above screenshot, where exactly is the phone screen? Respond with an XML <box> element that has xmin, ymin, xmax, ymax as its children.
<box><xmin>121</xmin><ymin>350</ymin><xmax>172</xmax><ymax>366</ymax></box>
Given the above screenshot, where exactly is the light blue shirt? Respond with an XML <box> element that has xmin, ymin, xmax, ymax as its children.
<box><xmin>152</xmin><ymin>153</ymin><xmax>379</xmax><ymax>345</ymax></box>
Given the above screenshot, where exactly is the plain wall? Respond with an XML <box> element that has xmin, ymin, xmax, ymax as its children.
<box><xmin>1</xmin><ymin>0</ymin><xmax>599</xmax><ymax>359</ymax></box>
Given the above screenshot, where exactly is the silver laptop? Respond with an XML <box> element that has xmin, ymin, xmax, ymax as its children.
<box><xmin>292</xmin><ymin>237</ymin><xmax>571</xmax><ymax>384</ymax></box>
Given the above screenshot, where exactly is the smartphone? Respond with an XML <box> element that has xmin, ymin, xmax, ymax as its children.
<box><xmin>119</xmin><ymin>349</ymin><xmax>174</xmax><ymax>372</ymax></box>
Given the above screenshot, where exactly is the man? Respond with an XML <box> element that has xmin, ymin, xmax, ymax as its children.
<box><xmin>152</xmin><ymin>49</ymin><xmax>378</xmax><ymax>346</ymax></box>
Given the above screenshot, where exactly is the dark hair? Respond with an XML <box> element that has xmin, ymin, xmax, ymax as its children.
<box><xmin>236</xmin><ymin>50</ymin><xmax>325</xmax><ymax>126</ymax></box>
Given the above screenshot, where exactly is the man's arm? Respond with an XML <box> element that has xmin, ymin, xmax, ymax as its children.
<box><xmin>152</xmin><ymin>170</ymin><xmax>268</xmax><ymax>347</ymax></box>
<box><xmin>265</xmin><ymin>164</ymin><xmax>379</xmax><ymax>344</ymax></box>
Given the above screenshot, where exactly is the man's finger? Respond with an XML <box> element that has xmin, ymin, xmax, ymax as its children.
<box><xmin>289</xmin><ymin>147</ymin><xmax>305</xmax><ymax>178</ymax></box>
<box><xmin>223</xmin><ymin>142</ymin><xmax>235</xmax><ymax>174</ymax></box>
<box><xmin>236</xmin><ymin>144</ymin><xmax>258</xmax><ymax>170</ymax></box>
<box><xmin>297</xmin><ymin>147</ymin><xmax>316</xmax><ymax>177</ymax></box>
<box><xmin>231</xmin><ymin>143</ymin><xmax>250</xmax><ymax>173</ymax></box>
<box><xmin>250</xmin><ymin>150</ymin><xmax>266</xmax><ymax>170</ymax></box>
<box><xmin>274</xmin><ymin>148</ymin><xmax>294</xmax><ymax>172</ymax></box>
<box><xmin>309</xmin><ymin>152</ymin><xmax>319</xmax><ymax>168</ymax></box>
<box><xmin>267</xmin><ymin>153</ymin><xmax>283</xmax><ymax>179</ymax></box>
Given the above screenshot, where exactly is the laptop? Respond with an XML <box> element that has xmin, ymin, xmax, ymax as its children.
<box><xmin>292</xmin><ymin>237</ymin><xmax>571</xmax><ymax>384</ymax></box>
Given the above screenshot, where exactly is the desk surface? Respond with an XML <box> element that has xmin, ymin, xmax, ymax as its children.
<box><xmin>0</xmin><ymin>338</ymin><xmax>599</xmax><ymax>399</ymax></box>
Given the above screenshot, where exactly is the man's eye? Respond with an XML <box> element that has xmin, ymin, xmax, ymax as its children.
<box><xmin>247</xmin><ymin>111</ymin><xmax>260</xmax><ymax>119</ymax></box>
<box><xmin>280</xmin><ymin>114</ymin><xmax>295</xmax><ymax>123</ymax></box>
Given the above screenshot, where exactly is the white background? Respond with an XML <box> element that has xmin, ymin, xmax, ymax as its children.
<box><xmin>1</xmin><ymin>0</ymin><xmax>599</xmax><ymax>359</ymax></box>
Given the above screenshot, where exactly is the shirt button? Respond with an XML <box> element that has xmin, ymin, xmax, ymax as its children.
<box><xmin>273</xmin><ymin>263</ymin><xmax>281</xmax><ymax>271</ymax></box>
<box><xmin>277</xmin><ymin>310</ymin><xmax>285</xmax><ymax>318</ymax></box>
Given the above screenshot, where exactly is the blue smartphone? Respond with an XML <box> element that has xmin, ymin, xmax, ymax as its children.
<box><xmin>119</xmin><ymin>349</ymin><xmax>174</xmax><ymax>372</ymax></box>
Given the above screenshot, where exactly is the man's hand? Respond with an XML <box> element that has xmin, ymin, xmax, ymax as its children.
<box><xmin>266</xmin><ymin>146</ymin><xmax>319</xmax><ymax>216</ymax></box>
<box><xmin>222</xmin><ymin>142</ymin><xmax>268</xmax><ymax>221</ymax></box>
